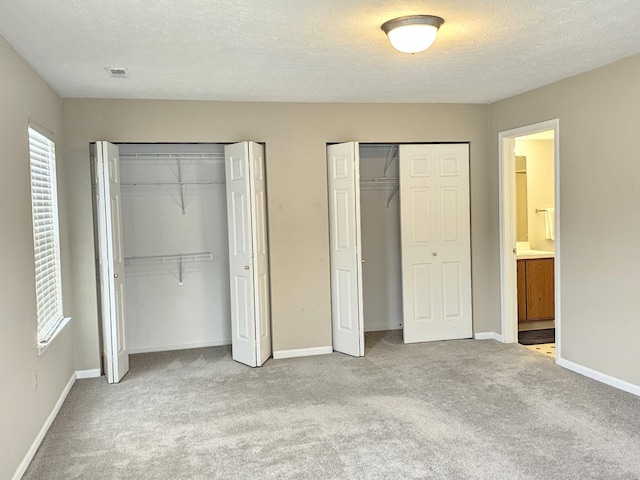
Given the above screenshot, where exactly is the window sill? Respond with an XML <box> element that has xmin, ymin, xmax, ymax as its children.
<box><xmin>38</xmin><ymin>317</ymin><xmax>71</xmax><ymax>356</ymax></box>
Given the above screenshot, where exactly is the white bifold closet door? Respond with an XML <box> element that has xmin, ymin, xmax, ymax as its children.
<box><xmin>224</xmin><ymin>142</ymin><xmax>272</xmax><ymax>367</ymax></box>
<box><xmin>327</xmin><ymin>142</ymin><xmax>365</xmax><ymax>357</ymax></box>
<box><xmin>95</xmin><ymin>141</ymin><xmax>129</xmax><ymax>383</ymax></box>
<box><xmin>327</xmin><ymin>142</ymin><xmax>472</xmax><ymax>351</ymax></box>
<box><xmin>399</xmin><ymin>144</ymin><xmax>472</xmax><ymax>343</ymax></box>
<box><xmin>96</xmin><ymin>140</ymin><xmax>271</xmax><ymax>382</ymax></box>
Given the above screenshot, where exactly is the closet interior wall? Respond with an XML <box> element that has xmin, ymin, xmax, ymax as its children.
<box><xmin>359</xmin><ymin>144</ymin><xmax>403</xmax><ymax>332</ymax></box>
<box><xmin>118</xmin><ymin>143</ymin><xmax>231</xmax><ymax>353</ymax></box>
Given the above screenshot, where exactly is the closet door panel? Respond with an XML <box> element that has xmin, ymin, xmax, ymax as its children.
<box><xmin>334</xmin><ymin>190</ymin><xmax>352</xmax><ymax>250</ymax></box>
<box><xmin>225</xmin><ymin>141</ymin><xmax>271</xmax><ymax>367</ymax></box>
<box><xmin>440</xmin><ymin>187</ymin><xmax>460</xmax><ymax>243</ymax></box>
<box><xmin>230</xmin><ymin>192</ymin><xmax>249</xmax><ymax>256</ymax></box>
<box><xmin>400</xmin><ymin>144</ymin><xmax>472</xmax><ymax>343</ymax></box>
<box><xmin>234</xmin><ymin>275</ymin><xmax>251</xmax><ymax>341</ymax></box>
<box><xmin>327</xmin><ymin>142</ymin><xmax>364</xmax><ymax>357</ymax></box>
<box><xmin>95</xmin><ymin>141</ymin><xmax>129</xmax><ymax>383</ymax></box>
<box><xmin>249</xmin><ymin>142</ymin><xmax>271</xmax><ymax>366</ymax></box>
<box><xmin>441</xmin><ymin>261</ymin><xmax>463</xmax><ymax>320</ymax></box>
<box><xmin>412</xmin><ymin>263</ymin><xmax>434</xmax><ymax>323</ymax></box>
<box><xmin>336</xmin><ymin>269</ymin><xmax>355</xmax><ymax>330</ymax></box>
<box><xmin>410</xmin><ymin>187</ymin><xmax>433</xmax><ymax>245</ymax></box>
<box><xmin>225</xmin><ymin>143</ymin><xmax>258</xmax><ymax>367</ymax></box>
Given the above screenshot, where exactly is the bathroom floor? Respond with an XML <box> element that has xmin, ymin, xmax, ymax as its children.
<box><xmin>518</xmin><ymin>328</ymin><xmax>555</xmax><ymax>345</ymax></box>
<box><xmin>525</xmin><ymin>343</ymin><xmax>556</xmax><ymax>358</ymax></box>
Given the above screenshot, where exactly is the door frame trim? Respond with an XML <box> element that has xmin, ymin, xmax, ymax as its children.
<box><xmin>498</xmin><ymin>119</ymin><xmax>561</xmax><ymax>360</ymax></box>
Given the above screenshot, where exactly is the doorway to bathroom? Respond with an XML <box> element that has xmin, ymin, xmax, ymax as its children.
<box><xmin>498</xmin><ymin>119</ymin><xmax>560</xmax><ymax>361</ymax></box>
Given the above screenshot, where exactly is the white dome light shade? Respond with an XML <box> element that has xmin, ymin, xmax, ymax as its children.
<box><xmin>387</xmin><ymin>24</ymin><xmax>438</xmax><ymax>53</ymax></box>
<box><xmin>381</xmin><ymin>15</ymin><xmax>444</xmax><ymax>54</ymax></box>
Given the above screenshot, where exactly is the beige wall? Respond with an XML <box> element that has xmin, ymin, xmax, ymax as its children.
<box><xmin>0</xmin><ymin>37</ymin><xmax>75</xmax><ymax>479</ymax></box>
<box><xmin>490</xmin><ymin>54</ymin><xmax>640</xmax><ymax>386</ymax></box>
<box><xmin>62</xmin><ymin>99</ymin><xmax>495</xmax><ymax>369</ymax></box>
<box><xmin>516</xmin><ymin>139</ymin><xmax>555</xmax><ymax>251</ymax></box>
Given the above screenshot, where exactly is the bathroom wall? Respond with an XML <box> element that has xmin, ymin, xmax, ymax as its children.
<box><xmin>515</xmin><ymin>156</ymin><xmax>528</xmax><ymax>242</ymax></box>
<box><xmin>515</xmin><ymin>139</ymin><xmax>555</xmax><ymax>251</ymax></box>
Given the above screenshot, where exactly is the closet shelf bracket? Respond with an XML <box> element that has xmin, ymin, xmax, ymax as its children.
<box><xmin>383</xmin><ymin>147</ymin><xmax>399</xmax><ymax>178</ymax></box>
<box><xmin>178</xmin><ymin>158</ymin><xmax>185</xmax><ymax>214</ymax></box>
<box><xmin>124</xmin><ymin>252</ymin><xmax>213</xmax><ymax>285</ymax></box>
<box><xmin>386</xmin><ymin>183</ymin><xmax>399</xmax><ymax>208</ymax></box>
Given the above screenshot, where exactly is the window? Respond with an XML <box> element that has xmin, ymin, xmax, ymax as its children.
<box><xmin>28</xmin><ymin>126</ymin><xmax>67</xmax><ymax>349</ymax></box>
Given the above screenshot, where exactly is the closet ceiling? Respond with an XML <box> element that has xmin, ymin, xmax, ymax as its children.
<box><xmin>1</xmin><ymin>1</ymin><xmax>639</xmax><ymax>103</ymax></box>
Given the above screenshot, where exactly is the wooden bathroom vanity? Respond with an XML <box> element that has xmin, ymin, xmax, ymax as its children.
<box><xmin>517</xmin><ymin>257</ymin><xmax>555</xmax><ymax>323</ymax></box>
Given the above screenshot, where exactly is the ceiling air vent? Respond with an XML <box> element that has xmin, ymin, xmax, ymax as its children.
<box><xmin>105</xmin><ymin>67</ymin><xmax>129</xmax><ymax>79</ymax></box>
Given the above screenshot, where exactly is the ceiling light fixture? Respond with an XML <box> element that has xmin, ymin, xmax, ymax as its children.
<box><xmin>381</xmin><ymin>15</ymin><xmax>444</xmax><ymax>54</ymax></box>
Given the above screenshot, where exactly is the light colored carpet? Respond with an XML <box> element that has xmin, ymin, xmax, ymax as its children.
<box><xmin>24</xmin><ymin>331</ymin><xmax>640</xmax><ymax>479</ymax></box>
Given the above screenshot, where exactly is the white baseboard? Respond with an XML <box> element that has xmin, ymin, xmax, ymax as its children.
<box><xmin>76</xmin><ymin>369</ymin><xmax>101</xmax><ymax>379</ymax></box>
<box><xmin>474</xmin><ymin>332</ymin><xmax>504</xmax><ymax>342</ymax></box>
<box><xmin>128</xmin><ymin>339</ymin><xmax>231</xmax><ymax>354</ymax></box>
<box><xmin>557</xmin><ymin>357</ymin><xmax>640</xmax><ymax>397</ymax></box>
<box><xmin>273</xmin><ymin>346</ymin><xmax>333</xmax><ymax>360</ymax></box>
<box><xmin>13</xmin><ymin>372</ymin><xmax>76</xmax><ymax>480</ymax></box>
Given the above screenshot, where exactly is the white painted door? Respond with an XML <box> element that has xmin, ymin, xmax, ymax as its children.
<box><xmin>225</xmin><ymin>142</ymin><xmax>272</xmax><ymax>367</ymax></box>
<box><xmin>327</xmin><ymin>142</ymin><xmax>364</xmax><ymax>357</ymax></box>
<box><xmin>249</xmin><ymin>143</ymin><xmax>272</xmax><ymax>366</ymax></box>
<box><xmin>399</xmin><ymin>144</ymin><xmax>472</xmax><ymax>343</ymax></box>
<box><xmin>95</xmin><ymin>141</ymin><xmax>129</xmax><ymax>383</ymax></box>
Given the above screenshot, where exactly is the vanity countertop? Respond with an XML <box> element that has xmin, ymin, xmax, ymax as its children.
<box><xmin>516</xmin><ymin>249</ymin><xmax>555</xmax><ymax>260</ymax></box>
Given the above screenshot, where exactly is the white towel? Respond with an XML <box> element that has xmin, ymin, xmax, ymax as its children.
<box><xmin>544</xmin><ymin>208</ymin><xmax>555</xmax><ymax>240</ymax></box>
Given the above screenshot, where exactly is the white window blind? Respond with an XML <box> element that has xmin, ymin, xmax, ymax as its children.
<box><xmin>28</xmin><ymin>126</ymin><xmax>65</xmax><ymax>345</ymax></box>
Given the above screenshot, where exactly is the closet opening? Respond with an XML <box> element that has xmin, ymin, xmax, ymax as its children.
<box><xmin>92</xmin><ymin>141</ymin><xmax>271</xmax><ymax>383</ymax></box>
<box><xmin>359</xmin><ymin>145</ymin><xmax>403</xmax><ymax>352</ymax></box>
<box><xmin>117</xmin><ymin>143</ymin><xmax>230</xmax><ymax>356</ymax></box>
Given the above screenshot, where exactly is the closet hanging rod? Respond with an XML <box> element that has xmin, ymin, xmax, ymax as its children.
<box><xmin>124</xmin><ymin>252</ymin><xmax>213</xmax><ymax>265</ymax></box>
<box><xmin>121</xmin><ymin>181</ymin><xmax>224</xmax><ymax>187</ymax></box>
<box><xmin>360</xmin><ymin>177</ymin><xmax>399</xmax><ymax>183</ymax></box>
<box><xmin>119</xmin><ymin>153</ymin><xmax>224</xmax><ymax>160</ymax></box>
<box><xmin>360</xmin><ymin>144</ymin><xmax>399</xmax><ymax>150</ymax></box>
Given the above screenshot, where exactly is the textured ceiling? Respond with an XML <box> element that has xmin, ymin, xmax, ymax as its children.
<box><xmin>1</xmin><ymin>0</ymin><xmax>640</xmax><ymax>103</ymax></box>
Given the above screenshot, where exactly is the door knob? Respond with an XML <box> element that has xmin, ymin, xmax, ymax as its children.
<box><xmin>244</xmin><ymin>266</ymin><xmax>250</xmax><ymax>270</ymax></box>
<box><xmin>114</xmin><ymin>273</ymin><xmax>119</xmax><ymax>278</ymax></box>
<box><xmin>432</xmin><ymin>252</ymin><xmax>438</xmax><ymax>257</ymax></box>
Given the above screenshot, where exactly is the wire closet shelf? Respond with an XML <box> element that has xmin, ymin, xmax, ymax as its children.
<box><xmin>124</xmin><ymin>252</ymin><xmax>213</xmax><ymax>285</ymax></box>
